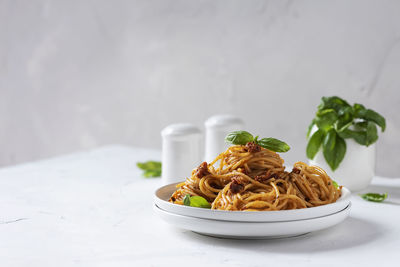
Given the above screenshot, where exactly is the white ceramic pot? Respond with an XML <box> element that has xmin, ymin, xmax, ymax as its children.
<box><xmin>309</xmin><ymin>135</ymin><xmax>376</xmax><ymax>192</ymax></box>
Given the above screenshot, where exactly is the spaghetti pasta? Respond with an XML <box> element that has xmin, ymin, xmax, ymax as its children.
<box><xmin>169</xmin><ymin>142</ymin><xmax>342</xmax><ymax>211</ymax></box>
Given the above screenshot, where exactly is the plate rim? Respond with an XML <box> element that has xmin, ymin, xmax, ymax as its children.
<box><xmin>154</xmin><ymin>202</ymin><xmax>352</xmax><ymax>223</ymax></box>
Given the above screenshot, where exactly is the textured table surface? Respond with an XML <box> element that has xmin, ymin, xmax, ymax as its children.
<box><xmin>0</xmin><ymin>145</ymin><xmax>399</xmax><ymax>267</ymax></box>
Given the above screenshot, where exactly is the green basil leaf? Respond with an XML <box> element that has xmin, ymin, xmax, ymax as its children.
<box><xmin>306</xmin><ymin>119</ymin><xmax>316</xmax><ymax>138</ymax></box>
<box><xmin>353</xmin><ymin>103</ymin><xmax>366</xmax><ymax>115</ymax></box>
<box><xmin>183</xmin><ymin>194</ymin><xmax>191</xmax><ymax>206</ymax></box>
<box><xmin>336</xmin><ymin>106</ymin><xmax>354</xmax><ymax>129</ymax></box>
<box><xmin>137</xmin><ymin>161</ymin><xmax>162</xmax><ymax>171</ymax></box>
<box><xmin>323</xmin><ymin>129</ymin><xmax>336</xmax><ymax>150</ymax></box>
<box><xmin>355</xmin><ymin>108</ymin><xmax>386</xmax><ymax>132</ymax></box>
<box><xmin>338</xmin><ymin>122</ymin><xmax>377</xmax><ymax>146</ymax></box>
<box><xmin>315</xmin><ymin>109</ymin><xmax>338</xmax><ymax>132</ymax></box>
<box><xmin>332</xmin><ymin>180</ymin><xmax>339</xmax><ymax>189</ymax></box>
<box><xmin>143</xmin><ymin>169</ymin><xmax>162</xmax><ymax>178</ymax></box>
<box><xmin>353</xmin><ymin>121</ymin><xmax>368</xmax><ymax>130</ymax></box>
<box><xmin>360</xmin><ymin>193</ymin><xmax>387</xmax><ymax>203</ymax></box>
<box><xmin>335</xmin><ymin>120</ymin><xmax>352</xmax><ymax>134</ymax></box>
<box><xmin>338</xmin><ymin>105</ymin><xmax>353</xmax><ymax>117</ymax></box>
<box><xmin>322</xmin><ymin>130</ymin><xmax>346</xmax><ymax>171</ymax></box>
<box><xmin>225</xmin><ymin>131</ymin><xmax>254</xmax><ymax>145</ymax></box>
<box><xmin>318</xmin><ymin>96</ymin><xmax>351</xmax><ymax>112</ymax></box>
<box><xmin>183</xmin><ymin>194</ymin><xmax>211</xmax><ymax>208</ymax></box>
<box><xmin>137</xmin><ymin>161</ymin><xmax>162</xmax><ymax>178</ymax></box>
<box><xmin>256</xmin><ymin>138</ymin><xmax>290</xmax><ymax>152</ymax></box>
<box><xmin>189</xmin><ymin>196</ymin><xmax>211</xmax><ymax>208</ymax></box>
<box><xmin>337</xmin><ymin>128</ymin><xmax>367</xmax><ymax>145</ymax></box>
<box><xmin>306</xmin><ymin>129</ymin><xmax>324</xmax><ymax>159</ymax></box>
<box><xmin>365</xmin><ymin>122</ymin><xmax>378</xmax><ymax>146</ymax></box>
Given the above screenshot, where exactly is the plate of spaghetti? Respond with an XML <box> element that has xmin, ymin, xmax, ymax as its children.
<box><xmin>154</xmin><ymin>131</ymin><xmax>351</xmax><ymax>238</ymax></box>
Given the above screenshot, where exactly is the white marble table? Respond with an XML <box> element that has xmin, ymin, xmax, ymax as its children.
<box><xmin>0</xmin><ymin>145</ymin><xmax>399</xmax><ymax>267</ymax></box>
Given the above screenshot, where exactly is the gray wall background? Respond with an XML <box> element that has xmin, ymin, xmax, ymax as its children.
<box><xmin>1</xmin><ymin>0</ymin><xmax>399</xmax><ymax>176</ymax></box>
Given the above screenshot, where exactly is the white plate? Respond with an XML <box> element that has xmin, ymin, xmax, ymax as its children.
<box><xmin>154</xmin><ymin>183</ymin><xmax>351</xmax><ymax>222</ymax></box>
<box><xmin>154</xmin><ymin>203</ymin><xmax>351</xmax><ymax>239</ymax></box>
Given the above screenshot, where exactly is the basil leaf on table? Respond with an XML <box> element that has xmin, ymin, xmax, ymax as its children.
<box><xmin>322</xmin><ymin>130</ymin><xmax>346</xmax><ymax>171</ymax></box>
<box><xmin>142</xmin><ymin>169</ymin><xmax>162</xmax><ymax>178</ymax></box>
<box><xmin>136</xmin><ymin>161</ymin><xmax>162</xmax><ymax>178</ymax></box>
<box><xmin>225</xmin><ymin>131</ymin><xmax>254</xmax><ymax>145</ymax></box>
<box><xmin>183</xmin><ymin>194</ymin><xmax>211</xmax><ymax>208</ymax></box>
<box><xmin>306</xmin><ymin>129</ymin><xmax>324</xmax><ymax>159</ymax></box>
<box><xmin>256</xmin><ymin>138</ymin><xmax>290</xmax><ymax>153</ymax></box>
<box><xmin>360</xmin><ymin>193</ymin><xmax>388</xmax><ymax>203</ymax></box>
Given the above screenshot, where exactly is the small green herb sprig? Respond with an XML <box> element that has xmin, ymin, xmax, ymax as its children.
<box><xmin>307</xmin><ymin>96</ymin><xmax>386</xmax><ymax>171</ymax></box>
<box><xmin>136</xmin><ymin>161</ymin><xmax>162</xmax><ymax>178</ymax></box>
<box><xmin>225</xmin><ymin>131</ymin><xmax>290</xmax><ymax>152</ymax></box>
<box><xmin>360</xmin><ymin>192</ymin><xmax>388</xmax><ymax>203</ymax></box>
<box><xmin>183</xmin><ymin>194</ymin><xmax>211</xmax><ymax>208</ymax></box>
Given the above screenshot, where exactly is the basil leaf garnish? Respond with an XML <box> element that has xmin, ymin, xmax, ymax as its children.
<box><xmin>332</xmin><ymin>180</ymin><xmax>339</xmax><ymax>189</ymax></box>
<box><xmin>189</xmin><ymin>196</ymin><xmax>211</xmax><ymax>208</ymax></box>
<box><xmin>183</xmin><ymin>194</ymin><xmax>211</xmax><ymax>208</ymax></box>
<box><xmin>136</xmin><ymin>161</ymin><xmax>162</xmax><ymax>178</ymax></box>
<box><xmin>225</xmin><ymin>131</ymin><xmax>254</xmax><ymax>145</ymax></box>
<box><xmin>183</xmin><ymin>194</ymin><xmax>191</xmax><ymax>206</ymax></box>
<box><xmin>256</xmin><ymin>138</ymin><xmax>290</xmax><ymax>152</ymax></box>
<box><xmin>360</xmin><ymin>193</ymin><xmax>388</xmax><ymax>203</ymax></box>
<box><xmin>322</xmin><ymin>130</ymin><xmax>346</xmax><ymax>171</ymax></box>
<box><xmin>306</xmin><ymin>129</ymin><xmax>324</xmax><ymax>160</ymax></box>
<box><xmin>225</xmin><ymin>131</ymin><xmax>290</xmax><ymax>153</ymax></box>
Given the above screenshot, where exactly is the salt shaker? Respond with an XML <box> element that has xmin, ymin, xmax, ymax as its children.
<box><xmin>204</xmin><ymin>114</ymin><xmax>244</xmax><ymax>162</ymax></box>
<box><xmin>161</xmin><ymin>123</ymin><xmax>202</xmax><ymax>185</ymax></box>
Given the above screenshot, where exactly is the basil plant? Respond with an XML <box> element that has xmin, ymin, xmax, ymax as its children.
<box><xmin>306</xmin><ymin>96</ymin><xmax>386</xmax><ymax>171</ymax></box>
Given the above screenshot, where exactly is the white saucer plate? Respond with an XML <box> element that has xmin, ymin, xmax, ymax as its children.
<box><xmin>154</xmin><ymin>183</ymin><xmax>351</xmax><ymax>222</ymax></box>
<box><xmin>154</xmin><ymin>203</ymin><xmax>351</xmax><ymax>239</ymax></box>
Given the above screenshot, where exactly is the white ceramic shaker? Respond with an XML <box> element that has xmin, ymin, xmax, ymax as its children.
<box><xmin>161</xmin><ymin>123</ymin><xmax>202</xmax><ymax>185</ymax></box>
<box><xmin>204</xmin><ymin>114</ymin><xmax>244</xmax><ymax>162</ymax></box>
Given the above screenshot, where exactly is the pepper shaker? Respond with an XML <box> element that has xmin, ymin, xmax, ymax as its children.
<box><xmin>161</xmin><ymin>123</ymin><xmax>202</xmax><ymax>185</ymax></box>
<box><xmin>204</xmin><ymin>114</ymin><xmax>244</xmax><ymax>162</ymax></box>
